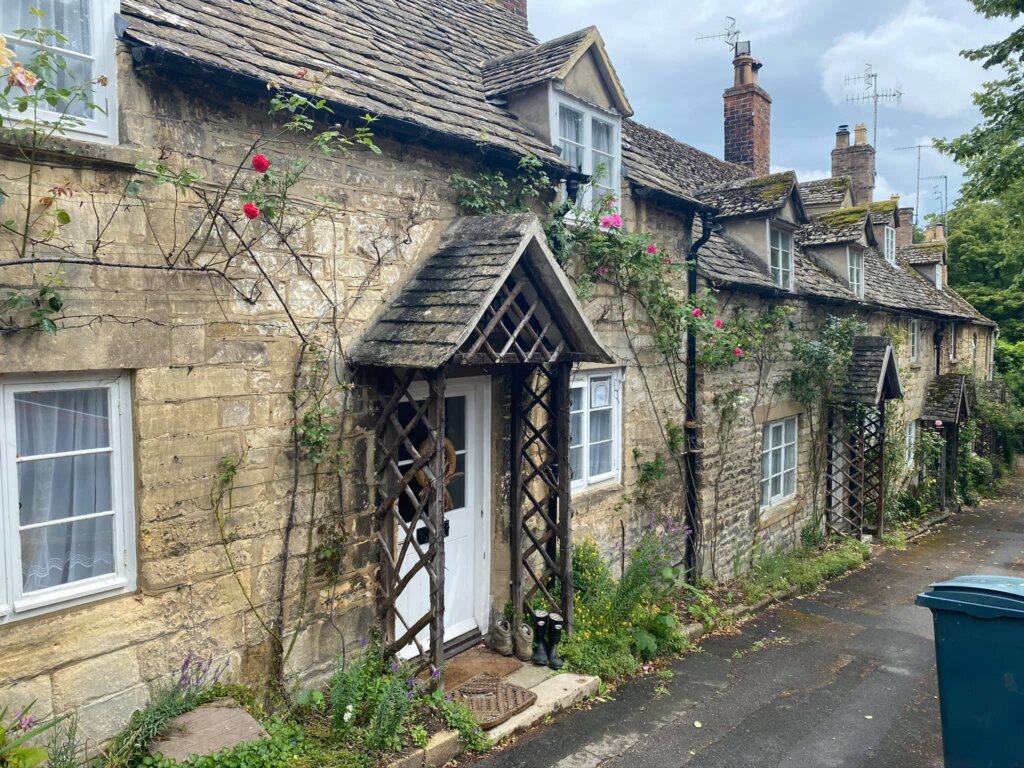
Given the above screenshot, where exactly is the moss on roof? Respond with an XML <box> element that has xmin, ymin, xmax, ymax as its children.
<box><xmin>867</xmin><ymin>200</ymin><xmax>897</xmax><ymax>214</ymax></box>
<box><xmin>914</xmin><ymin>242</ymin><xmax>947</xmax><ymax>253</ymax></box>
<box><xmin>817</xmin><ymin>206</ymin><xmax>869</xmax><ymax>229</ymax></box>
<box><xmin>755</xmin><ymin>173</ymin><xmax>796</xmax><ymax>202</ymax></box>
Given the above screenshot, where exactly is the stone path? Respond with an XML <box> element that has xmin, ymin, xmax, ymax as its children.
<box><xmin>469</xmin><ymin>474</ymin><xmax>1024</xmax><ymax>767</ymax></box>
<box><xmin>148</xmin><ymin>699</ymin><xmax>266</xmax><ymax>763</ymax></box>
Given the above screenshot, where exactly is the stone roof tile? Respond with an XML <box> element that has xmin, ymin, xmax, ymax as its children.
<box><xmin>798</xmin><ymin>177</ymin><xmax>851</xmax><ymax>206</ymax></box>
<box><xmin>798</xmin><ymin>207</ymin><xmax>870</xmax><ymax>246</ymax></box>
<box><xmin>481</xmin><ymin>27</ymin><xmax>592</xmax><ymax>97</ymax></box>
<box><xmin>697</xmin><ymin>171</ymin><xmax>799</xmax><ymax>219</ymax></box>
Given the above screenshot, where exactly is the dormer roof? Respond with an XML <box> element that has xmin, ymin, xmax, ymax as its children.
<box><xmin>899</xmin><ymin>242</ymin><xmax>947</xmax><ymax>265</ymax></box>
<box><xmin>799</xmin><ymin>177</ymin><xmax>851</xmax><ymax>208</ymax></box>
<box><xmin>798</xmin><ymin>207</ymin><xmax>876</xmax><ymax>247</ymax></box>
<box><xmin>696</xmin><ymin>171</ymin><xmax>804</xmax><ymax>220</ymax></box>
<box><xmin>867</xmin><ymin>199</ymin><xmax>899</xmax><ymax>226</ymax></box>
<box><xmin>481</xmin><ymin>26</ymin><xmax>633</xmax><ymax>116</ymax></box>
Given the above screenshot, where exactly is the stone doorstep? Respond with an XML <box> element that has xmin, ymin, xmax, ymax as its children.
<box><xmin>148</xmin><ymin>699</ymin><xmax>267</xmax><ymax>763</ymax></box>
<box><xmin>388</xmin><ymin>673</ymin><xmax>600</xmax><ymax>768</ymax></box>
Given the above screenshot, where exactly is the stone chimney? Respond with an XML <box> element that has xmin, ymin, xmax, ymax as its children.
<box><xmin>896</xmin><ymin>206</ymin><xmax>914</xmax><ymax>247</ymax></box>
<box><xmin>831</xmin><ymin>122</ymin><xmax>876</xmax><ymax>206</ymax></box>
<box><xmin>491</xmin><ymin>0</ymin><xmax>527</xmax><ymax>20</ymax></box>
<box><xmin>723</xmin><ymin>43</ymin><xmax>771</xmax><ymax>176</ymax></box>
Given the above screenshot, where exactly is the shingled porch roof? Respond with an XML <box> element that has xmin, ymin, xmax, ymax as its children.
<box><xmin>839</xmin><ymin>336</ymin><xmax>903</xmax><ymax>405</ymax></box>
<box><xmin>349</xmin><ymin>214</ymin><xmax>613</xmax><ymax>369</ymax></box>
<box><xmin>922</xmin><ymin>374</ymin><xmax>972</xmax><ymax>424</ymax></box>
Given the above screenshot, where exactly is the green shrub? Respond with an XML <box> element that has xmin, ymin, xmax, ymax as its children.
<box><xmin>739</xmin><ymin>538</ymin><xmax>868</xmax><ymax>603</ymax></box>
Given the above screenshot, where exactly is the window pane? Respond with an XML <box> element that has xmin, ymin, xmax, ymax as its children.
<box><xmin>19</xmin><ymin>452</ymin><xmax>113</xmax><ymax>527</ymax></box>
<box><xmin>771</xmin><ymin>447</ymin><xmax>781</xmax><ymax>476</ymax></box>
<box><xmin>570</xmin><ymin>445</ymin><xmax>583</xmax><ymax>480</ymax></box>
<box><xmin>570</xmin><ymin>411</ymin><xmax>583</xmax><ymax>449</ymax></box>
<box><xmin>590</xmin><ymin>441</ymin><xmax>612</xmax><ymax>476</ymax></box>
<box><xmin>570</xmin><ymin>386</ymin><xmax>584</xmax><ymax>413</ymax></box>
<box><xmin>590</xmin><ymin>408</ymin><xmax>612</xmax><ymax>443</ymax></box>
<box><xmin>21</xmin><ymin>515</ymin><xmax>115</xmax><ymax>592</ymax></box>
<box><xmin>783</xmin><ymin>469</ymin><xmax>795</xmax><ymax>496</ymax></box>
<box><xmin>446</xmin><ymin>453</ymin><xmax>465</xmax><ymax>511</ymax></box>
<box><xmin>590</xmin><ymin>376</ymin><xmax>612</xmax><ymax>408</ymax></box>
<box><xmin>771</xmin><ymin>474</ymin><xmax>781</xmax><ymax>498</ymax></box>
<box><xmin>761</xmin><ymin>478</ymin><xmax>771</xmax><ymax>507</ymax></box>
<box><xmin>4</xmin><ymin>1</ymin><xmax>92</xmax><ymax>54</ymax></box>
<box><xmin>15</xmin><ymin>388</ymin><xmax>110</xmax><ymax>456</ymax></box>
<box><xmin>9</xmin><ymin>39</ymin><xmax>96</xmax><ymax>120</ymax></box>
<box><xmin>560</xmin><ymin>106</ymin><xmax>583</xmax><ymax>144</ymax></box>
<box><xmin>761</xmin><ymin>451</ymin><xmax>770</xmax><ymax>480</ymax></box>
<box><xmin>784</xmin><ymin>418</ymin><xmax>796</xmax><ymax>443</ymax></box>
<box><xmin>784</xmin><ymin>443</ymin><xmax>796</xmax><ymax>473</ymax></box>
<box><xmin>445</xmin><ymin>396</ymin><xmax>466</xmax><ymax>452</ymax></box>
<box><xmin>593</xmin><ymin>119</ymin><xmax>613</xmax><ymax>153</ymax></box>
<box><xmin>772</xmin><ymin>423</ymin><xmax>783</xmax><ymax>445</ymax></box>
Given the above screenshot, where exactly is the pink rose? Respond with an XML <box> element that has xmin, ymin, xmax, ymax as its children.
<box><xmin>733</xmin><ymin>347</ymin><xmax>744</xmax><ymax>358</ymax></box>
<box><xmin>243</xmin><ymin>202</ymin><xmax>260</xmax><ymax>219</ymax></box>
<box><xmin>692</xmin><ymin>308</ymin><xmax>702</xmax><ymax>318</ymax></box>
<box><xmin>714</xmin><ymin>319</ymin><xmax>724</xmax><ymax>329</ymax></box>
<box><xmin>595</xmin><ymin>266</ymin><xmax>610</xmax><ymax>276</ymax></box>
<box><xmin>646</xmin><ymin>243</ymin><xmax>658</xmax><ymax>255</ymax></box>
<box><xmin>8</xmin><ymin>64</ymin><xmax>39</xmax><ymax>95</ymax></box>
<box><xmin>934</xmin><ymin>420</ymin><xmax>943</xmax><ymax>427</ymax></box>
<box><xmin>600</xmin><ymin>214</ymin><xmax>623</xmax><ymax>230</ymax></box>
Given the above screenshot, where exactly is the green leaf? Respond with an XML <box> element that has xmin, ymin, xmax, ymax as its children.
<box><xmin>54</xmin><ymin>210</ymin><xmax>71</xmax><ymax>226</ymax></box>
<box><xmin>125</xmin><ymin>180</ymin><xmax>142</xmax><ymax>197</ymax></box>
<box><xmin>38</xmin><ymin>317</ymin><xmax>57</xmax><ymax>335</ymax></box>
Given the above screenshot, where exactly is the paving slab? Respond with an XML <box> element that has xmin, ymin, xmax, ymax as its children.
<box><xmin>149</xmin><ymin>699</ymin><xmax>266</xmax><ymax>762</ymax></box>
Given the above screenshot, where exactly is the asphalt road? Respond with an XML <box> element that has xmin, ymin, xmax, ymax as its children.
<box><xmin>472</xmin><ymin>473</ymin><xmax>1024</xmax><ymax>768</ymax></box>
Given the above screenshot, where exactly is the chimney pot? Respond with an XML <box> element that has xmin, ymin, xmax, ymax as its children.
<box><xmin>836</xmin><ymin>125</ymin><xmax>850</xmax><ymax>149</ymax></box>
<box><xmin>934</xmin><ymin>223</ymin><xmax>945</xmax><ymax>241</ymax></box>
<box><xmin>854</xmin><ymin>123</ymin><xmax>869</xmax><ymax>146</ymax></box>
<box><xmin>832</xmin><ymin>122</ymin><xmax>875</xmax><ymax>204</ymax></box>
<box><xmin>924</xmin><ymin>225</ymin><xmax>935</xmax><ymax>242</ymax></box>
<box><xmin>723</xmin><ymin>43</ymin><xmax>771</xmax><ymax>176</ymax></box>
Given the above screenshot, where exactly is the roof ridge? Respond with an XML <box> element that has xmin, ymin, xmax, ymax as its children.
<box><xmin>480</xmin><ymin>26</ymin><xmax>594</xmax><ymax>68</ymax></box>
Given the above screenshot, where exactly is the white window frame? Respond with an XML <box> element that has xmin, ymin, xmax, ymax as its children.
<box><xmin>934</xmin><ymin>264</ymin><xmax>943</xmax><ymax>291</ymax></box>
<box><xmin>1</xmin><ymin>0</ymin><xmax>120</xmax><ymax>144</ymax></box>
<box><xmin>569</xmin><ymin>369</ymin><xmax>623</xmax><ymax>494</ymax></box>
<box><xmin>905</xmin><ymin>419</ymin><xmax>918</xmax><ymax>466</ymax></box>
<box><xmin>950</xmin><ymin>323</ymin><xmax>958</xmax><ymax>361</ymax></box>
<box><xmin>0</xmin><ymin>372</ymin><xmax>136</xmax><ymax>625</ymax></box>
<box><xmin>884</xmin><ymin>226</ymin><xmax>896</xmax><ymax>265</ymax></box>
<box><xmin>551</xmin><ymin>90</ymin><xmax>622</xmax><ymax>212</ymax></box>
<box><xmin>847</xmin><ymin>246</ymin><xmax>865</xmax><ymax>298</ymax></box>
<box><xmin>767</xmin><ymin>224</ymin><xmax>794</xmax><ymax>290</ymax></box>
<box><xmin>910</xmin><ymin>319</ymin><xmax>920</xmax><ymax>363</ymax></box>
<box><xmin>761</xmin><ymin>416</ymin><xmax>798</xmax><ymax>509</ymax></box>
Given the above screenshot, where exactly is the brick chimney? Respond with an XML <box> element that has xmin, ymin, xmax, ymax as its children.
<box><xmin>492</xmin><ymin>0</ymin><xmax>527</xmax><ymax>20</ymax></box>
<box><xmin>831</xmin><ymin>122</ymin><xmax>875</xmax><ymax>205</ymax></box>
<box><xmin>723</xmin><ymin>43</ymin><xmax>771</xmax><ymax>176</ymax></box>
<box><xmin>896</xmin><ymin>206</ymin><xmax>914</xmax><ymax>247</ymax></box>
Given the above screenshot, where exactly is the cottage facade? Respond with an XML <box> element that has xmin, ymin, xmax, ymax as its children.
<box><xmin>0</xmin><ymin>0</ymin><xmax>994</xmax><ymax>742</ymax></box>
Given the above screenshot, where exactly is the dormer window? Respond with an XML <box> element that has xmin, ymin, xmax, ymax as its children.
<box><xmin>2</xmin><ymin>1</ymin><xmax>119</xmax><ymax>143</ymax></box>
<box><xmin>847</xmin><ymin>248</ymin><xmax>865</xmax><ymax>298</ymax></box>
<box><xmin>769</xmin><ymin>227</ymin><xmax>794</xmax><ymax>290</ymax></box>
<box><xmin>884</xmin><ymin>226</ymin><xmax>896</xmax><ymax>265</ymax></box>
<box><xmin>554</xmin><ymin>96</ymin><xmax>621</xmax><ymax>211</ymax></box>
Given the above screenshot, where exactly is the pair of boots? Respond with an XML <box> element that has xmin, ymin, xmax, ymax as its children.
<box><xmin>488</xmin><ymin>613</ymin><xmax>563</xmax><ymax>670</ymax></box>
<box><xmin>529</xmin><ymin>611</ymin><xmax>564</xmax><ymax>670</ymax></box>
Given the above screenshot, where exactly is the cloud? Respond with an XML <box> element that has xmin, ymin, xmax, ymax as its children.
<box><xmin>820</xmin><ymin>0</ymin><xmax>1011</xmax><ymax>119</ymax></box>
<box><xmin>775</xmin><ymin>166</ymin><xmax>830</xmax><ymax>183</ymax></box>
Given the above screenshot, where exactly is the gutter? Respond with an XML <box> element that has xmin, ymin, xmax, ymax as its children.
<box><xmin>683</xmin><ymin>209</ymin><xmax>718</xmax><ymax>580</ymax></box>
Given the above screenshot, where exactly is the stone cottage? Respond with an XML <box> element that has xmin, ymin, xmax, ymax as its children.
<box><xmin>0</xmin><ymin>0</ymin><xmax>994</xmax><ymax>742</ymax></box>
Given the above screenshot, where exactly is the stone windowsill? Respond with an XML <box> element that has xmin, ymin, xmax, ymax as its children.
<box><xmin>758</xmin><ymin>495</ymin><xmax>803</xmax><ymax>529</ymax></box>
<box><xmin>0</xmin><ymin>129</ymin><xmax>142</xmax><ymax>171</ymax></box>
<box><xmin>571</xmin><ymin>479</ymin><xmax>626</xmax><ymax>506</ymax></box>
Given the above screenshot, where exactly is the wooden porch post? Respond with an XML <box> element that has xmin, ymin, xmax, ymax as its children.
<box><xmin>427</xmin><ymin>369</ymin><xmax>447</xmax><ymax>675</ymax></box>
<box><xmin>509</xmin><ymin>366</ymin><xmax>525</xmax><ymax>622</ymax></box>
<box><xmin>553</xmin><ymin>361</ymin><xmax>574</xmax><ymax>630</ymax></box>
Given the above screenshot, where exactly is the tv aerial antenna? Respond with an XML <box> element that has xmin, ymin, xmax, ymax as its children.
<box><xmin>922</xmin><ymin>174</ymin><xmax>949</xmax><ymax>232</ymax></box>
<box><xmin>846</xmin><ymin>64</ymin><xmax>903</xmax><ymax>149</ymax></box>
<box><xmin>895</xmin><ymin>143</ymin><xmax>936</xmax><ymax>225</ymax></box>
<box><xmin>697</xmin><ymin>16</ymin><xmax>746</xmax><ymax>55</ymax></box>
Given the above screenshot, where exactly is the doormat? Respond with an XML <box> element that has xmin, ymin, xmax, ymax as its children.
<box><xmin>450</xmin><ymin>673</ymin><xmax>537</xmax><ymax>730</ymax></box>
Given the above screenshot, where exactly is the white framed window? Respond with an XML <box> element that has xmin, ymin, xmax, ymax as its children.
<box><xmin>884</xmin><ymin>226</ymin><xmax>896</xmax><ymax>265</ymax></box>
<box><xmin>553</xmin><ymin>94</ymin><xmax>621</xmax><ymax>212</ymax></box>
<box><xmin>910</xmin><ymin>319</ymin><xmax>920</xmax><ymax>363</ymax></box>
<box><xmin>569</xmin><ymin>369</ymin><xmax>622</xmax><ymax>493</ymax></box>
<box><xmin>950</xmin><ymin>323</ymin><xmax>959</xmax><ymax>360</ymax></box>
<box><xmin>905</xmin><ymin>420</ymin><xmax>918</xmax><ymax>465</ymax></box>
<box><xmin>847</xmin><ymin>247</ymin><xmax>865</xmax><ymax>298</ymax></box>
<box><xmin>934</xmin><ymin>264</ymin><xmax>943</xmax><ymax>290</ymax></box>
<box><xmin>0</xmin><ymin>372</ymin><xmax>136</xmax><ymax>625</ymax></box>
<box><xmin>768</xmin><ymin>226</ymin><xmax>794</xmax><ymax>290</ymax></box>
<box><xmin>1</xmin><ymin>0</ymin><xmax>119</xmax><ymax>143</ymax></box>
<box><xmin>761</xmin><ymin>416</ymin><xmax>797</xmax><ymax>509</ymax></box>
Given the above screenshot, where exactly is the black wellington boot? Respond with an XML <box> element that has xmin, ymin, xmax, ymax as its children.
<box><xmin>530</xmin><ymin>611</ymin><xmax>549</xmax><ymax>666</ymax></box>
<box><xmin>546</xmin><ymin>613</ymin><xmax>564</xmax><ymax>670</ymax></box>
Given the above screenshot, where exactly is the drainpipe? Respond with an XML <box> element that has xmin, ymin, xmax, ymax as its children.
<box><xmin>684</xmin><ymin>210</ymin><xmax>718</xmax><ymax>580</ymax></box>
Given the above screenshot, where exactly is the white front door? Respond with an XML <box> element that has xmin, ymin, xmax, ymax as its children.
<box><xmin>395</xmin><ymin>377</ymin><xmax>491</xmax><ymax>659</ymax></box>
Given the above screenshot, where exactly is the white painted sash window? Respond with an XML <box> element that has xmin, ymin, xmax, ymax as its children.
<box><xmin>769</xmin><ymin>227</ymin><xmax>794</xmax><ymax>290</ymax></box>
<box><xmin>848</xmin><ymin>248</ymin><xmax>864</xmax><ymax>298</ymax></box>
<box><xmin>0</xmin><ymin>373</ymin><xmax>136</xmax><ymax>624</ymax></box>
<box><xmin>554</xmin><ymin>95</ymin><xmax>621</xmax><ymax>212</ymax></box>
<box><xmin>910</xmin><ymin>319</ymin><xmax>920</xmax><ymax>363</ymax></box>
<box><xmin>569</xmin><ymin>370</ymin><xmax>622</xmax><ymax>492</ymax></box>
<box><xmin>761</xmin><ymin>416</ymin><xmax>797</xmax><ymax>508</ymax></box>
<box><xmin>2</xmin><ymin>0</ymin><xmax>119</xmax><ymax>143</ymax></box>
<box><xmin>884</xmin><ymin>226</ymin><xmax>896</xmax><ymax>265</ymax></box>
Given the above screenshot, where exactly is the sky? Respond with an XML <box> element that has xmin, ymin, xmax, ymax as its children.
<box><xmin>528</xmin><ymin>0</ymin><xmax>1016</xmax><ymax>222</ymax></box>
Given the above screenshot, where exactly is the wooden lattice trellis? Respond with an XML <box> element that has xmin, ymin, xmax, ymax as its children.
<box><xmin>826</xmin><ymin>402</ymin><xmax>886</xmax><ymax>537</ymax></box>
<box><xmin>372</xmin><ymin>367</ymin><xmax>447</xmax><ymax>672</ymax></box>
<box><xmin>510</xmin><ymin>363</ymin><xmax>573</xmax><ymax>628</ymax></box>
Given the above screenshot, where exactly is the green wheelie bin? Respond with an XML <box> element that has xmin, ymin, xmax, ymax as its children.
<box><xmin>916</xmin><ymin>575</ymin><xmax>1024</xmax><ymax>768</ymax></box>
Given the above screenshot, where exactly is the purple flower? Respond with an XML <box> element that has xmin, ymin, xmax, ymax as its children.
<box><xmin>359</xmin><ymin>636</ymin><xmax>369</xmax><ymax>648</ymax></box>
<box><xmin>391</xmin><ymin>662</ymin><xmax>401</xmax><ymax>673</ymax></box>
<box><xmin>430</xmin><ymin>667</ymin><xmax>441</xmax><ymax>680</ymax></box>
<box><xmin>18</xmin><ymin>715</ymin><xmax>35</xmax><ymax>732</ymax></box>
<box><xmin>407</xmin><ymin>676</ymin><xmax>417</xmax><ymax>688</ymax></box>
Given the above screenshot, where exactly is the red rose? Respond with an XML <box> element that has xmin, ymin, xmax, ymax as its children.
<box><xmin>251</xmin><ymin>154</ymin><xmax>271</xmax><ymax>173</ymax></box>
<box><xmin>243</xmin><ymin>202</ymin><xmax>260</xmax><ymax>219</ymax></box>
